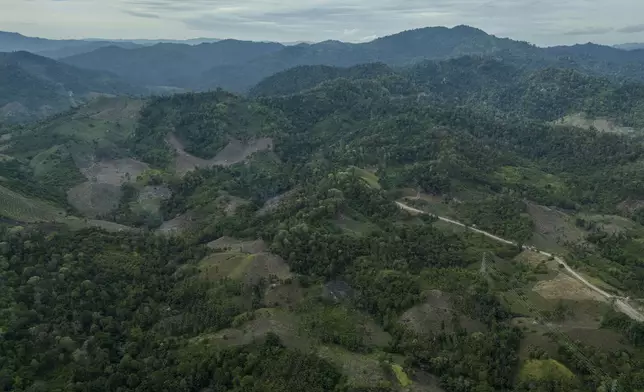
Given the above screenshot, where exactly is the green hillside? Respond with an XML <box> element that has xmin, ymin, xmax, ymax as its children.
<box><xmin>0</xmin><ymin>51</ymin><xmax>142</xmax><ymax>122</ymax></box>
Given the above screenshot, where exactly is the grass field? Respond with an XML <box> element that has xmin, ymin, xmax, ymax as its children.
<box><xmin>0</xmin><ymin>184</ymin><xmax>66</xmax><ymax>222</ymax></box>
<box><xmin>518</xmin><ymin>359</ymin><xmax>577</xmax><ymax>384</ymax></box>
<box><xmin>350</xmin><ymin>166</ymin><xmax>381</xmax><ymax>189</ymax></box>
<box><xmin>199</xmin><ymin>250</ymin><xmax>292</xmax><ymax>285</ymax></box>
<box><xmin>317</xmin><ymin>346</ymin><xmax>388</xmax><ymax>387</ymax></box>
<box><xmin>497</xmin><ymin>165</ymin><xmax>567</xmax><ymax>192</ymax></box>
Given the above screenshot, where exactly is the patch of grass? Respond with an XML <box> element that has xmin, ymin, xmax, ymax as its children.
<box><xmin>298</xmin><ymin>300</ymin><xmax>386</xmax><ymax>352</ymax></box>
<box><xmin>332</xmin><ymin>214</ymin><xmax>378</xmax><ymax>235</ymax></box>
<box><xmin>30</xmin><ymin>145</ymin><xmax>86</xmax><ymax>190</ymax></box>
<box><xmin>391</xmin><ymin>364</ymin><xmax>412</xmax><ymax>387</ymax></box>
<box><xmin>518</xmin><ymin>359</ymin><xmax>576</xmax><ymax>384</ymax></box>
<box><xmin>199</xmin><ymin>251</ymin><xmax>291</xmax><ymax>285</ymax></box>
<box><xmin>350</xmin><ymin>166</ymin><xmax>381</xmax><ymax>189</ymax></box>
<box><xmin>0</xmin><ymin>184</ymin><xmax>66</xmax><ymax>222</ymax></box>
<box><xmin>317</xmin><ymin>346</ymin><xmax>388</xmax><ymax>388</ymax></box>
<box><xmin>497</xmin><ymin>166</ymin><xmax>566</xmax><ymax>192</ymax></box>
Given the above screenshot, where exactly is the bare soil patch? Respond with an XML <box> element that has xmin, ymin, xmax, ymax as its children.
<box><xmin>80</xmin><ymin>158</ymin><xmax>149</xmax><ymax>186</ymax></box>
<box><xmin>193</xmin><ymin>308</ymin><xmax>309</xmax><ymax>350</ymax></box>
<box><xmin>67</xmin><ymin>182</ymin><xmax>121</xmax><ymax>217</ymax></box>
<box><xmin>577</xmin><ymin>213</ymin><xmax>636</xmax><ymax>235</ymax></box>
<box><xmin>207</xmin><ymin>236</ymin><xmax>268</xmax><ymax>253</ymax></box>
<box><xmin>256</xmin><ymin>189</ymin><xmax>297</xmax><ymax>216</ymax></box>
<box><xmin>400</xmin><ymin>290</ymin><xmax>485</xmax><ymax>334</ymax></box>
<box><xmin>526</xmin><ymin>203</ymin><xmax>586</xmax><ymax>249</ymax></box>
<box><xmin>200</xmin><ymin>251</ymin><xmax>292</xmax><ymax>286</ymax></box>
<box><xmin>554</xmin><ymin>113</ymin><xmax>638</xmax><ymax>134</ymax></box>
<box><xmin>157</xmin><ymin>212</ymin><xmax>196</xmax><ymax>235</ymax></box>
<box><xmin>533</xmin><ymin>273</ymin><xmax>606</xmax><ymax>302</ymax></box>
<box><xmin>138</xmin><ymin>185</ymin><xmax>172</xmax><ymax>202</ymax></box>
<box><xmin>264</xmin><ymin>283</ymin><xmax>305</xmax><ymax>309</ymax></box>
<box><xmin>167</xmin><ymin>133</ymin><xmax>273</xmax><ymax>175</ymax></box>
<box><xmin>618</xmin><ymin>199</ymin><xmax>644</xmax><ymax>214</ymax></box>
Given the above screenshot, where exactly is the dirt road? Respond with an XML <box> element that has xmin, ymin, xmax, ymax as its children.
<box><xmin>396</xmin><ymin>201</ymin><xmax>644</xmax><ymax>322</ymax></box>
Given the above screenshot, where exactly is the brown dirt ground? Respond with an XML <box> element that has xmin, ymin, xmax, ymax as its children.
<box><xmin>157</xmin><ymin>212</ymin><xmax>197</xmax><ymax>235</ymax></box>
<box><xmin>526</xmin><ymin>203</ymin><xmax>587</xmax><ymax>250</ymax></box>
<box><xmin>199</xmin><ymin>251</ymin><xmax>292</xmax><ymax>286</ymax></box>
<box><xmin>399</xmin><ymin>290</ymin><xmax>486</xmax><ymax>334</ymax></box>
<box><xmin>533</xmin><ymin>273</ymin><xmax>606</xmax><ymax>302</ymax></box>
<box><xmin>167</xmin><ymin>133</ymin><xmax>273</xmax><ymax>175</ymax></box>
<box><xmin>256</xmin><ymin>189</ymin><xmax>298</xmax><ymax>216</ymax></box>
<box><xmin>207</xmin><ymin>236</ymin><xmax>268</xmax><ymax>253</ymax></box>
<box><xmin>67</xmin><ymin>182</ymin><xmax>121</xmax><ymax>217</ymax></box>
<box><xmin>618</xmin><ymin>199</ymin><xmax>644</xmax><ymax>214</ymax></box>
<box><xmin>193</xmin><ymin>308</ymin><xmax>310</xmax><ymax>350</ymax></box>
<box><xmin>80</xmin><ymin>158</ymin><xmax>150</xmax><ymax>186</ymax></box>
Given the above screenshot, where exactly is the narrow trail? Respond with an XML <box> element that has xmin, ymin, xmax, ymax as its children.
<box><xmin>396</xmin><ymin>201</ymin><xmax>644</xmax><ymax>322</ymax></box>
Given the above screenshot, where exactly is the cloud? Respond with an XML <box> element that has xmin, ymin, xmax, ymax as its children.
<box><xmin>123</xmin><ymin>10</ymin><xmax>160</xmax><ymax>19</ymax></box>
<box><xmin>617</xmin><ymin>24</ymin><xmax>644</xmax><ymax>33</ymax></box>
<box><xmin>563</xmin><ymin>26</ymin><xmax>614</xmax><ymax>36</ymax></box>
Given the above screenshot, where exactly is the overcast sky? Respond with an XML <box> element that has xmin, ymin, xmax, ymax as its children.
<box><xmin>3</xmin><ymin>0</ymin><xmax>644</xmax><ymax>46</ymax></box>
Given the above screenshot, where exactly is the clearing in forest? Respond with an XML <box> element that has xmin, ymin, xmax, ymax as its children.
<box><xmin>67</xmin><ymin>182</ymin><xmax>121</xmax><ymax>218</ymax></box>
<box><xmin>207</xmin><ymin>236</ymin><xmax>268</xmax><ymax>253</ymax></box>
<box><xmin>199</xmin><ymin>251</ymin><xmax>292</xmax><ymax>285</ymax></box>
<box><xmin>554</xmin><ymin>113</ymin><xmax>638</xmax><ymax>135</ymax></box>
<box><xmin>157</xmin><ymin>212</ymin><xmax>196</xmax><ymax>234</ymax></box>
<box><xmin>526</xmin><ymin>203</ymin><xmax>586</xmax><ymax>252</ymax></box>
<box><xmin>350</xmin><ymin>166</ymin><xmax>381</xmax><ymax>189</ymax></box>
<box><xmin>533</xmin><ymin>273</ymin><xmax>606</xmax><ymax>302</ymax></box>
<box><xmin>0</xmin><ymin>184</ymin><xmax>66</xmax><ymax>222</ymax></box>
<box><xmin>399</xmin><ymin>290</ymin><xmax>486</xmax><ymax>334</ymax></box>
<box><xmin>193</xmin><ymin>308</ymin><xmax>310</xmax><ymax>350</ymax></box>
<box><xmin>167</xmin><ymin>133</ymin><xmax>273</xmax><ymax>175</ymax></box>
<box><xmin>80</xmin><ymin>158</ymin><xmax>150</xmax><ymax>186</ymax></box>
<box><xmin>317</xmin><ymin>346</ymin><xmax>388</xmax><ymax>388</ymax></box>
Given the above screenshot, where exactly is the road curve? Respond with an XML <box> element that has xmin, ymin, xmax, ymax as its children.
<box><xmin>396</xmin><ymin>201</ymin><xmax>644</xmax><ymax>322</ymax></box>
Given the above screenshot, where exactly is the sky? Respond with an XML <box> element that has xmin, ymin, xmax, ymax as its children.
<box><xmin>2</xmin><ymin>0</ymin><xmax>644</xmax><ymax>46</ymax></box>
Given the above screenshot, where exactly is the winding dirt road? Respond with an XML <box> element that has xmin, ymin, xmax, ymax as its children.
<box><xmin>396</xmin><ymin>201</ymin><xmax>644</xmax><ymax>322</ymax></box>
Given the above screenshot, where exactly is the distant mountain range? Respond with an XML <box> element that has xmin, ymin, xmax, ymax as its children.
<box><xmin>63</xmin><ymin>40</ymin><xmax>285</xmax><ymax>88</ymax></box>
<box><xmin>59</xmin><ymin>25</ymin><xmax>644</xmax><ymax>92</ymax></box>
<box><xmin>5</xmin><ymin>25</ymin><xmax>644</xmax><ymax>123</ymax></box>
<box><xmin>0</xmin><ymin>31</ymin><xmax>306</xmax><ymax>59</ymax></box>
<box><xmin>0</xmin><ymin>51</ymin><xmax>144</xmax><ymax>122</ymax></box>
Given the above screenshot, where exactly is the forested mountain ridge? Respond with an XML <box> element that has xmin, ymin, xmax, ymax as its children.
<box><xmin>62</xmin><ymin>40</ymin><xmax>286</xmax><ymax>88</ymax></box>
<box><xmin>58</xmin><ymin>24</ymin><xmax>644</xmax><ymax>92</ymax></box>
<box><xmin>251</xmin><ymin>56</ymin><xmax>644</xmax><ymax>129</ymax></box>
<box><xmin>0</xmin><ymin>51</ymin><xmax>143</xmax><ymax>122</ymax></box>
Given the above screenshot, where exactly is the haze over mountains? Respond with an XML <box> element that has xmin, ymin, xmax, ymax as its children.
<box><xmin>3</xmin><ymin>24</ymin><xmax>644</xmax><ymax>122</ymax></box>
<box><xmin>59</xmin><ymin>25</ymin><xmax>644</xmax><ymax>92</ymax></box>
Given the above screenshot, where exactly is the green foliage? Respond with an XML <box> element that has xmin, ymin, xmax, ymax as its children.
<box><xmin>299</xmin><ymin>300</ymin><xmax>370</xmax><ymax>352</ymax></box>
<box><xmin>457</xmin><ymin>196</ymin><xmax>534</xmax><ymax>243</ymax></box>
<box><xmin>132</xmin><ymin>90</ymin><xmax>290</xmax><ymax>165</ymax></box>
<box><xmin>0</xmin><ymin>51</ymin><xmax>141</xmax><ymax>122</ymax></box>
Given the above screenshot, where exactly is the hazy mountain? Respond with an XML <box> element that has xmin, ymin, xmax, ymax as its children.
<box><xmin>202</xmin><ymin>26</ymin><xmax>535</xmax><ymax>91</ymax></box>
<box><xmin>0</xmin><ymin>31</ymin><xmax>141</xmax><ymax>58</ymax></box>
<box><xmin>85</xmin><ymin>37</ymin><xmax>221</xmax><ymax>45</ymax></box>
<box><xmin>36</xmin><ymin>41</ymin><xmax>142</xmax><ymax>59</ymax></box>
<box><xmin>207</xmin><ymin>27</ymin><xmax>644</xmax><ymax>92</ymax></box>
<box><xmin>62</xmin><ymin>40</ymin><xmax>285</xmax><ymax>88</ymax></box>
<box><xmin>0</xmin><ymin>51</ymin><xmax>142</xmax><ymax>122</ymax></box>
